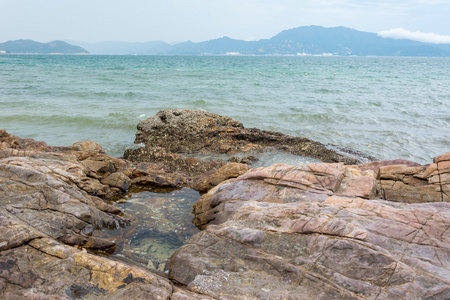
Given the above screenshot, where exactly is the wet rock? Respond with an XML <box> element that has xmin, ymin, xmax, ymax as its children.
<box><xmin>130</xmin><ymin>161</ymin><xmax>191</xmax><ymax>188</ymax></box>
<box><xmin>0</xmin><ymin>130</ymin><xmax>207</xmax><ymax>299</ymax></box>
<box><xmin>0</xmin><ymin>237</ymin><xmax>173</xmax><ymax>299</ymax></box>
<box><xmin>124</xmin><ymin>146</ymin><xmax>226</xmax><ymax>178</ymax></box>
<box><xmin>125</xmin><ymin>109</ymin><xmax>377</xmax><ymax>169</ymax></box>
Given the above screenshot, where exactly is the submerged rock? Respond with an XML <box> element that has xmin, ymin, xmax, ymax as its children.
<box><xmin>124</xmin><ymin>109</ymin><xmax>377</xmax><ymax>172</ymax></box>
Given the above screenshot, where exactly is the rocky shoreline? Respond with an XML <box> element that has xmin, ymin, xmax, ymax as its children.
<box><xmin>1</xmin><ymin>109</ymin><xmax>449</xmax><ymax>299</ymax></box>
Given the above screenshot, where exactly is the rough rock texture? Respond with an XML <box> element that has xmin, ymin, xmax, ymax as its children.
<box><xmin>171</xmin><ymin>154</ymin><xmax>450</xmax><ymax>299</ymax></box>
<box><xmin>0</xmin><ymin>130</ymin><xmax>203</xmax><ymax>299</ymax></box>
<box><xmin>0</xmin><ymin>235</ymin><xmax>173</xmax><ymax>299</ymax></box>
<box><xmin>3</xmin><ymin>127</ymin><xmax>450</xmax><ymax>299</ymax></box>
<box><xmin>124</xmin><ymin>109</ymin><xmax>377</xmax><ymax>169</ymax></box>
<box><xmin>193</xmin><ymin>163</ymin><xmax>377</xmax><ymax>229</ymax></box>
<box><xmin>193</xmin><ymin>162</ymin><xmax>249</xmax><ymax>193</ymax></box>
<box><xmin>125</xmin><ymin>146</ymin><xmax>227</xmax><ymax>178</ymax></box>
<box><xmin>377</xmin><ymin>153</ymin><xmax>450</xmax><ymax>203</ymax></box>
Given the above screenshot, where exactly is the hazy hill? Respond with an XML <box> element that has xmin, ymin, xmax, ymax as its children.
<box><xmin>83</xmin><ymin>25</ymin><xmax>447</xmax><ymax>57</ymax></box>
<box><xmin>71</xmin><ymin>40</ymin><xmax>171</xmax><ymax>55</ymax></box>
<box><xmin>8</xmin><ymin>26</ymin><xmax>449</xmax><ymax>56</ymax></box>
<box><xmin>0</xmin><ymin>40</ymin><xmax>89</xmax><ymax>54</ymax></box>
<box><xmin>164</xmin><ymin>26</ymin><xmax>449</xmax><ymax>56</ymax></box>
<box><xmin>256</xmin><ymin>26</ymin><xmax>450</xmax><ymax>56</ymax></box>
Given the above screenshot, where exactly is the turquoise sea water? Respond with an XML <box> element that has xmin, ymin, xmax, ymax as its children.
<box><xmin>1</xmin><ymin>54</ymin><xmax>449</xmax><ymax>164</ymax></box>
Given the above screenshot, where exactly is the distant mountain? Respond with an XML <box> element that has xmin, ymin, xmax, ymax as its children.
<box><xmin>0</xmin><ymin>40</ymin><xmax>89</xmax><ymax>54</ymax></box>
<box><xmin>255</xmin><ymin>26</ymin><xmax>450</xmax><ymax>56</ymax></box>
<box><xmin>10</xmin><ymin>26</ymin><xmax>446</xmax><ymax>57</ymax></box>
<box><xmin>76</xmin><ymin>26</ymin><xmax>449</xmax><ymax>57</ymax></box>
<box><xmin>71</xmin><ymin>40</ymin><xmax>171</xmax><ymax>55</ymax></box>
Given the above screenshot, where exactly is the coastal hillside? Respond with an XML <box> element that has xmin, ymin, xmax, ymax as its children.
<box><xmin>0</xmin><ymin>39</ymin><xmax>89</xmax><ymax>54</ymax></box>
<box><xmin>75</xmin><ymin>26</ymin><xmax>450</xmax><ymax>56</ymax></box>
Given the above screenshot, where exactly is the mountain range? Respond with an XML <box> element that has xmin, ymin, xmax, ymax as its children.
<box><xmin>0</xmin><ymin>40</ymin><xmax>89</xmax><ymax>54</ymax></box>
<box><xmin>2</xmin><ymin>26</ymin><xmax>450</xmax><ymax>56</ymax></box>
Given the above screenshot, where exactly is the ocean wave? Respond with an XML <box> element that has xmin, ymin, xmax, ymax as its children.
<box><xmin>314</xmin><ymin>88</ymin><xmax>343</xmax><ymax>94</ymax></box>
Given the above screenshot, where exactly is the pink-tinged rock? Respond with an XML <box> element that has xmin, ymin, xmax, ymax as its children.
<box><xmin>179</xmin><ymin>154</ymin><xmax>450</xmax><ymax>299</ymax></box>
<box><xmin>358</xmin><ymin>159</ymin><xmax>421</xmax><ymax>173</ymax></box>
<box><xmin>175</xmin><ymin>191</ymin><xmax>450</xmax><ymax>299</ymax></box>
<box><xmin>434</xmin><ymin>152</ymin><xmax>450</xmax><ymax>163</ymax></box>
<box><xmin>377</xmin><ymin>153</ymin><xmax>450</xmax><ymax>203</ymax></box>
<box><xmin>337</xmin><ymin>166</ymin><xmax>377</xmax><ymax>199</ymax></box>
<box><xmin>238</xmin><ymin>163</ymin><xmax>344</xmax><ymax>195</ymax></box>
<box><xmin>193</xmin><ymin>163</ymin><xmax>379</xmax><ymax>230</ymax></box>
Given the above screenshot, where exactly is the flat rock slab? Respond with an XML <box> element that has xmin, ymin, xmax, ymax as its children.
<box><xmin>193</xmin><ymin>162</ymin><xmax>377</xmax><ymax>229</ymax></box>
<box><xmin>172</xmin><ymin>196</ymin><xmax>450</xmax><ymax>299</ymax></box>
<box><xmin>172</xmin><ymin>154</ymin><xmax>450</xmax><ymax>299</ymax></box>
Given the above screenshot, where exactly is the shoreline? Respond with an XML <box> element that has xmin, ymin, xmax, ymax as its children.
<box><xmin>1</xmin><ymin>110</ymin><xmax>449</xmax><ymax>299</ymax></box>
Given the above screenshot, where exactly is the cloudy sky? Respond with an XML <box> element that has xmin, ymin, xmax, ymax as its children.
<box><xmin>1</xmin><ymin>0</ymin><xmax>450</xmax><ymax>44</ymax></box>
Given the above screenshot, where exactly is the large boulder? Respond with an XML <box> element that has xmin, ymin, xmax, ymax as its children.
<box><xmin>193</xmin><ymin>162</ymin><xmax>377</xmax><ymax>229</ymax></box>
<box><xmin>170</xmin><ymin>154</ymin><xmax>450</xmax><ymax>299</ymax></box>
<box><xmin>125</xmin><ymin>109</ymin><xmax>377</xmax><ymax>168</ymax></box>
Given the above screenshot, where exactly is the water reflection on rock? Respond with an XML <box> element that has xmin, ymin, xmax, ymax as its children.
<box><xmin>93</xmin><ymin>186</ymin><xmax>200</xmax><ymax>276</ymax></box>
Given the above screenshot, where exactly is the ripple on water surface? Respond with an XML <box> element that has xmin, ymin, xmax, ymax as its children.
<box><xmin>93</xmin><ymin>187</ymin><xmax>200</xmax><ymax>276</ymax></box>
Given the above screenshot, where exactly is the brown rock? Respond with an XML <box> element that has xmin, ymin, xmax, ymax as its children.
<box><xmin>101</xmin><ymin>172</ymin><xmax>131</xmax><ymax>190</ymax></box>
<box><xmin>0</xmin><ymin>130</ymin><xmax>215</xmax><ymax>299</ymax></box>
<box><xmin>125</xmin><ymin>109</ymin><xmax>377</xmax><ymax>171</ymax></box>
<box><xmin>377</xmin><ymin>152</ymin><xmax>450</xmax><ymax>202</ymax></box>
<box><xmin>193</xmin><ymin>163</ymin><xmax>248</xmax><ymax>193</ymax></box>
<box><xmin>0</xmin><ymin>237</ymin><xmax>173</xmax><ymax>299</ymax></box>
<box><xmin>72</xmin><ymin>141</ymin><xmax>105</xmax><ymax>153</ymax></box>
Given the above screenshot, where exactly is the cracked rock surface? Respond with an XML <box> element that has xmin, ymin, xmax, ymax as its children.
<box><xmin>0</xmin><ymin>130</ymin><xmax>199</xmax><ymax>299</ymax></box>
<box><xmin>171</xmin><ymin>156</ymin><xmax>450</xmax><ymax>299</ymax></box>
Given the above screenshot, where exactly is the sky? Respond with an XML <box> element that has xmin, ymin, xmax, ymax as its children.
<box><xmin>1</xmin><ymin>0</ymin><xmax>450</xmax><ymax>44</ymax></box>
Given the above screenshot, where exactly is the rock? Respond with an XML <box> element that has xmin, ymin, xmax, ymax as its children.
<box><xmin>171</xmin><ymin>287</ymin><xmax>216</xmax><ymax>299</ymax></box>
<box><xmin>72</xmin><ymin>141</ymin><xmax>105</xmax><ymax>153</ymax></box>
<box><xmin>193</xmin><ymin>163</ymin><xmax>377</xmax><ymax>229</ymax></box>
<box><xmin>0</xmin><ymin>130</ymin><xmax>214</xmax><ymax>299</ymax></box>
<box><xmin>193</xmin><ymin>163</ymin><xmax>248</xmax><ymax>193</ymax></box>
<box><xmin>172</xmin><ymin>154</ymin><xmax>450</xmax><ymax>299</ymax></box>
<box><xmin>130</xmin><ymin>161</ymin><xmax>191</xmax><ymax>188</ymax></box>
<box><xmin>125</xmin><ymin>109</ymin><xmax>377</xmax><ymax>169</ymax></box>
<box><xmin>0</xmin><ymin>236</ymin><xmax>173</xmax><ymax>299</ymax></box>
<box><xmin>3</xmin><ymin>128</ymin><xmax>450</xmax><ymax>299</ymax></box>
<box><xmin>171</xmin><ymin>197</ymin><xmax>450</xmax><ymax>299</ymax></box>
<box><xmin>377</xmin><ymin>153</ymin><xmax>450</xmax><ymax>202</ymax></box>
<box><xmin>101</xmin><ymin>172</ymin><xmax>132</xmax><ymax>190</ymax></box>
<box><xmin>125</xmin><ymin>146</ymin><xmax>227</xmax><ymax>178</ymax></box>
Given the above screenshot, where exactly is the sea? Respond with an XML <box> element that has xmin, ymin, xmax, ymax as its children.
<box><xmin>1</xmin><ymin>54</ymin><xmax>449</xmax><ymax>165</ymax></box>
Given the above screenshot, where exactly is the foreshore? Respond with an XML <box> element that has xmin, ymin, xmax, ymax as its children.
<box><xmin>1</xmin><ymin>110</ymin><xmax>449</xmax><ymax>299</ymax></box>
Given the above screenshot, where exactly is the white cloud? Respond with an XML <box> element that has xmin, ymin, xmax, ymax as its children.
<box><xmin>378</xmin><ymin>28</ymin><xmax>450</xmax><ymax>44</ymax></box>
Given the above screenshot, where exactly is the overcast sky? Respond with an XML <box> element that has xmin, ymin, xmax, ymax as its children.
<box><xmin>1</xmin><ymin>0</ymin><xmax>450</xmax><ymax>44</ymax></box>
